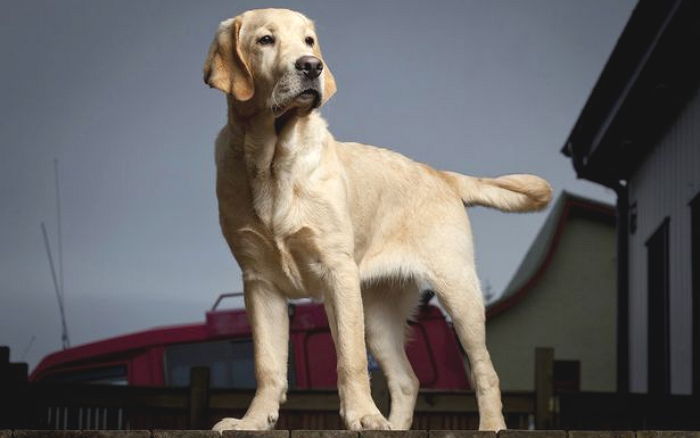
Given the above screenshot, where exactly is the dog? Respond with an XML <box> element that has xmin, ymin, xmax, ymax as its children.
<box><xmin>204</xmin><ymin>8</ymin><xmax>551</xmax><ymax>432</ymax></box>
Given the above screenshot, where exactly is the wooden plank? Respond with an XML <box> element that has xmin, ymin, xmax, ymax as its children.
<box><xmin>30</xmin><ymin>384</ymin><xmax>189</xmax><ymax>409</ymax></box>
<box><xmin>211</xmin><ymin>391</ymin><xmax>340</xmax><ymax>412</ymax></box>
<box><xmin>430</xmin><ymin>432</ymin><xmax>495</xmax><ymax>438</ymax></box>
<box><xmin>13</xmin><ymin>431</ymin><xmax>150</xmax><ymax>438</ymax></box>
<box><xmin>569</xmin><ymin>432</ymin><xmax>634</xmax><ymax>438</ymax></box>
<box><xmin>637</xmin><ymin>433</ymin><xmax>700</xmax><ymax>438</ymax></box>
<box><xmin>28</xmin><ymin>382</ymin><xmax>533</xmax><ymax>415</ymax></box>
<box><xmin>414</xmin><ymin>392</ymin><xmax>533</xmax><ymax>414</ymax></box>
<box><xmin>534</xmin><ymin>348</ymin><xmax>554</xmax><ymax>429</ymax></box>
<box><xmin>154</xmin><ymin>431</ymin><xmax>220</xmax><ymax>438</ymax></box>
<box><xmin>361</xmin><ymin>432</ymin><xmax>427</xmax><ymax>438</ymax></box>
<box><xmin>291</xmin><ymin>432</ymin><xmax>357</xmax><ymax>438</ymax></box>
<box><xmin>221</xmin><ymin>432</ymin><xmax>289</xmax><ymax>438</ymax></box>
<box><xmin>188</xmin><ymin>367</ymin><xmax>211</xmax><ymax>429</ymax></box>
<box><xmin>24</xmin><ymin>381</ymin><xmax>533</xmax><ymax>431</ymax></box>
<box><xmin>498</xmin><ymin>432</ymin><xmax>565</xmax><ymax>438</ymax></box>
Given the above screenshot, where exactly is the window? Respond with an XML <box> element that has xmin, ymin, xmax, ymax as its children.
<box><xmin>554</xmin><ymin>360</ymin><xmax>581</xmax><ymax>393</ymax></box>
<box><xmin>646</xmin><ymin>218</ymin><xmax>670</xmax><ymax>394</ymax></box>
<box><xmin>43</xmin><ymin>365</ymin><xmax>127</xmax><ymax>385</ymax></box>
<box><xmin>165</xmin><ymin>339</ymin><xmax>256</xmax><ymax>388</ymax></box>
<box><xmin>164</xmin><ymin>339</ymin><xmax>297</xmax><ymax>389</ymax></box>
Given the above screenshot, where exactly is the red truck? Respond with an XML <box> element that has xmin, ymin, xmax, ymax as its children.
<box><xmin>31</xmin><ymin>293</ymin><xmax>469</xmax><ymax>391</ymax></box>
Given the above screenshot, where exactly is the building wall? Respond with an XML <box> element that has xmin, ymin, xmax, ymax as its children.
<box><xmin>628</xmin><ymin>85</ymin><xmax>700</xmax><ymax>394</ymax></box>
<box><xmin>486</xmin><ymin>216</ymin><xmax>617</xmax><ymax>391</ymax></box>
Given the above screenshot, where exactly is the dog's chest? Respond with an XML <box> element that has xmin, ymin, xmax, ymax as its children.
<box><xmin>218</xmin><ymin>129</ymin><xmax>344</xmax><ymax>299</ymax></box>
<box><xmin>220</xmin><ymin>173</ymin><xmax>325</xmax><ymax>299</ymax></box>
<box><xmin>233</xmin><ymin>221</ymin><xmax>324</xmax><ymax>299</ymax></box>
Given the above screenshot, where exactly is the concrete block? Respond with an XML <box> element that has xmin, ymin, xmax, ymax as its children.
<box><xmin>431</xmin><ymin>432</ymin><xmax>496</xmax><ymax>438</ymax></box>
<box><xmin>13</xmin><ymin>431</ymin><xmax>150</xmax><ymax>438</ymax></box>
<box><xmin>498</xmin><ymin>431</ymin><xmax>566</xmax><ymax>438</ymax></box>
<box><xmin>154</xmin><ymin>431</ymin><xmax>220</xmax><ymax>438</ymax></box>
<box><xmin>291</xmin><ymin>431</ymin><xmax>358</xmax><ymax>438</ymax></box>
<box><xmin>222</xmin><ymin>432</ymin><xmax>289</xmax><ymax>438</ymax></box>
<box><xmin>637</xmin><ymin>433</ymin><xmax>700</xmax><ymax>438</ymax></box>
<box><xmin>569</xmin><ymin>432</ymin><xmax>634</xmax><ymax>438</ymax></box>
<box><xmin>362</xmin><ymin>432</ymin><xmax>427</xmax><ymax>438</ymax></box>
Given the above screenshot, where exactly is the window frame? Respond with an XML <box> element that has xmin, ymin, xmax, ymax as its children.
<box><xmin>645</xmin><ymin>216</ymin><xmax>671</xmax><ymax>395</ymax></box>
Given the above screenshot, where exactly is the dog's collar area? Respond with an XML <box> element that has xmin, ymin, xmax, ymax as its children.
<box><xmin>274</xmin><ymin>108</ymin><xmax>297</xmax><ymax>134</ymax></box>
<box><xmin>273</xmin><ymin>95</ymin><xmax>319</xmax><ymax>134</ymax></box>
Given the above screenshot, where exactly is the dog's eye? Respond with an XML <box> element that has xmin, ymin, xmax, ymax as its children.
<box><xmin>257</xmin><ymin>35</ymin><xmax>275</xmax><ymax>45</ymax></box>
<box><xmin>305</xmin><ymin>36</ymin><xmax>315</xmax><ymax>47</ymax></box>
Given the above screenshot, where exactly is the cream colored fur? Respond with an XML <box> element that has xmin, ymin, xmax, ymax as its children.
<box><xmin>204</xmin><ymin>8</ymin><xmax>552</xmax><ymax>433</ymax></box>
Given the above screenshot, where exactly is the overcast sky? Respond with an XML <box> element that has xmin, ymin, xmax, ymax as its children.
<box><xmin>0</xmin><ymin>0</ymin><xmax>635</xmax><ymax>370</ymax></box>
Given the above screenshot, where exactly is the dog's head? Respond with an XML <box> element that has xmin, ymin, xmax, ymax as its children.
<box><xmin>203</xmin><ymin>8</ymin><xmax>336</xmax><ymax>118</ymax></box>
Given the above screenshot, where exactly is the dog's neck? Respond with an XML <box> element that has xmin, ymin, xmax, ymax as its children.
<box><xmin>228</xmin><ymin>105</ymin><xmax>330</xmax><ymax>170</ymax></box>
<box><xmin>225</xmin><ymin>97</ymin><xmax>332</xmax><ymax>230</ymax></box>
<box><xmin>226</xmin><ymin>97</ymin><xmax>329</xmax><ymax>175</ymax></box>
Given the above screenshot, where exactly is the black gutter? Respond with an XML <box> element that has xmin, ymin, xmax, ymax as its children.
<box><xmin>615</xmin><ymin>183</ymin><xmax>630</xmax><ymax>393</ymax></box>
<box><xmin>690</xmin><ymin>193</ymin><xmax>700</xmax><ymax>395</ymax></box>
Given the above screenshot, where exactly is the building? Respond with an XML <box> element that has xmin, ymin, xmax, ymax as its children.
<box><xmin>486</xmin><ymin>191</ymin><xmax>617</xmax><ymax>392</ymax></box>
<box><xmin>562</xmin><ymin>0</ymin><xmax>700</xmax><ymax>395</ymax></box>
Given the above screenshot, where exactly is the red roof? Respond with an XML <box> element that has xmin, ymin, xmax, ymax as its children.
<box><xmin>30</xmin><ymin>302</ymin><xmax>332</xmax><ymax>381</ymax></box>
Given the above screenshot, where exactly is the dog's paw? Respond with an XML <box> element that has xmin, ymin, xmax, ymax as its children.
<box><xmin>478</xmin><ymin>417</ymin><xmax>506</xmax><ymax>432</ymax></box>
<box><xmin>212</xmin><ymin>416</ymin><xmax>271</xmax><ymax>433</ymax></box>
<box><xmin>347</xmin><ymin>413</ymin><xmax>392</xmax><ymax>431</ymax></box>
<box><xmin>212</xmin><ymin>417</ymin><xmax>243</xmax><ymax>433</ymax></box>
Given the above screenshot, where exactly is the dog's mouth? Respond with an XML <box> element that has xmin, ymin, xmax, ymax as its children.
<box><xmin>274</xmin><ymin>89</ymin><xmax>321</xmax><ymax>133</ymax></box>
<box><xmin>296</xmin><ymin>89</ymin><xmax>320</xmax><ymax>105</ymax></box>
<box><xmin>272</xmin><ymin>88</ymin><xmax>321</xmax><ymax>119</ymax></box>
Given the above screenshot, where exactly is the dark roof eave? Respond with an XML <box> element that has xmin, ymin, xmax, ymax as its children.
<box><xmin>562</xmin><ymin>0</ymin><xmax>700</xmax><ymax>184</ymax></box>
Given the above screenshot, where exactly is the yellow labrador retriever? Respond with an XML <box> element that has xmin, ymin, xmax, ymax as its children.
<box><xmin>204</xmin><ymin>8</ymin><xmax>551</xmax><ymax>432</ymax></box>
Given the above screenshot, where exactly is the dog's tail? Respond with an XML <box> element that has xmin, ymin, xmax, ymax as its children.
<box><xmin>441</xmin><ymin>171</ymin><xmax>552</xmax><ymax>212</ymax></box>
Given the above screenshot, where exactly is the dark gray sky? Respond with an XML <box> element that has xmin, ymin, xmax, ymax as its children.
<box><xmin>0</xmin><ymin>0</ymin><xmax>635</xmax><ymax>370</ymax></box>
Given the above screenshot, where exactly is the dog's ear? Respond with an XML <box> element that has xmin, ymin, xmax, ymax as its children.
<box><xmin>321</xmin><ymin>59</ymin><xmax>337</xmax><ymax>105</ymax></box>
<box><xmin>203</xmin><ymin>17</ymin><xmax>254</xmax><ymax>101</ymax></box>
<box><xmin>314</xmin><ymin>43</ymin><xmax>336</xmax><ymax>105</ymax></box>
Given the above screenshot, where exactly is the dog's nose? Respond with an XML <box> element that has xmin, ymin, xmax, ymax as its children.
<box><xmin>295</xmin><ymin>56</ymin><xmax>323</xmax><ymax>79</ymax></box>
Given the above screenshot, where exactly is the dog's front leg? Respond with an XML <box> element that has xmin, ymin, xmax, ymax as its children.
<box><xmin>322</xmin><ymin>259</ymin><xmax>391</xmax><ymax>431</ymax></box>
<box><xmin>213</xmin><ymin>278</ymin><xmax>289</xmax><ymax>432</ymax></box>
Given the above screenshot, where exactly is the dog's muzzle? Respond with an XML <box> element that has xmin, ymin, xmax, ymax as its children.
<box><xmin>271</xmin><ymin>57</ymin><xmax>324</xmax><ymax>116</ymax></box>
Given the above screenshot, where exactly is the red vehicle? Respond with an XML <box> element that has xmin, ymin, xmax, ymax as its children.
<box><xmin>31</xmin><ymin>294</ymin><xmax>469</xmax><ymax>390</ymax></box>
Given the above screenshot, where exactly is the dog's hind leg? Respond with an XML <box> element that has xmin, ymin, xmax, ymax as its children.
<box><xmin>363</xmin><ymin>283</ymin><xmax>420</xmax><ymax>430</ymax></box>
<box><xmin>427</xmin><ymin>261</ymin><xmax>506</xmax><ymax>431</ymax></box>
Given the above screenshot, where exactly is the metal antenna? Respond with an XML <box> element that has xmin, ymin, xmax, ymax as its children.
<box><xmin>53</xmin><ymin>159</ymin><xmax>64</xmax><ymax>305</ymax></box>
<box><xmin>21</xmin><ymin>335</ymin><xmax>36</xmax><ymax>361</ymax></box>
<box><xmin>41</xmin><ymin>222</ymin><xmax>70</xmax><ymax>349</ymax></box>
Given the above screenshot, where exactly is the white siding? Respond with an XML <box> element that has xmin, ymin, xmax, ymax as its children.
<box><xmin>628</xmin><ymin>85</ymin><xmax>700</xmax><ymax>394</ymax></box>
